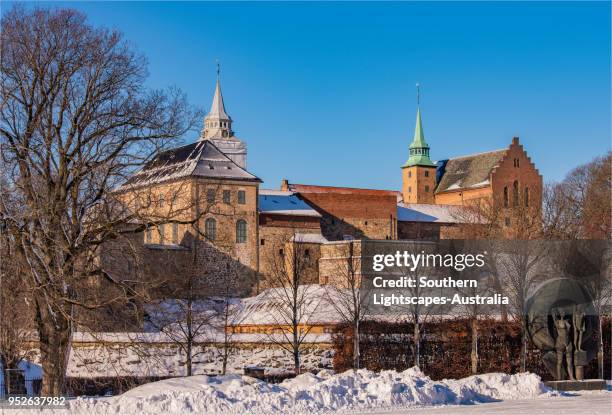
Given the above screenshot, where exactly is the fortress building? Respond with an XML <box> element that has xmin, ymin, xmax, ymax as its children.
<box><xmin>104</xmin><ymin>73</ymin><xmax>543</xmax><ymax>299</ymax></box>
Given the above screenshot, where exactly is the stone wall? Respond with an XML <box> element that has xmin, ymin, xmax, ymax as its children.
<box><xmin>318</xmin><ymin>241</ymin><xmax>363</xmax><ymax>286</ymax></box>
<box><xmin>258</xmin><ymin>214</ymin><xmax>322</xmax><ymax>290</ymax></box>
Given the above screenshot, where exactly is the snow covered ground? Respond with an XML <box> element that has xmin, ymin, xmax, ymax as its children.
<box><xmin>10</xmin><ymin>367</ymin><xmax>611</xmax><ymax>415</ymax></box>
<box><xmin>352</xmin><ymin>392</ymin><xmax>611</xmax><ymax>414</ymax></box>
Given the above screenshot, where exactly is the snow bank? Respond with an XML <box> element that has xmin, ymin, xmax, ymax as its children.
<box><xmin>53</xmin><ymin>367</ymin><xmax>553</xmax><ymax>415</ymax></box>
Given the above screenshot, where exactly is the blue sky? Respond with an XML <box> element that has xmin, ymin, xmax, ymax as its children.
<box><xmin>5</xmin><ymin>1</ymin><xmax>611</xmax><ymax>189</ymax></box>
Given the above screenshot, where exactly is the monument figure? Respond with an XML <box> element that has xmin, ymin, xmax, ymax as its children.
<box><xmin>552</xmin><ymin>308</ymin><xmax>574</xmax><ymax>381</ymax></box>
<box><xmin>526</xmin><ymin>277</ymin><xmax>598</xmax><ymax>383</ymax></box>
<box><xmin>573</xmin><ymin>305</ymin><xmax>585</xmax><ymax>352</ymax></box>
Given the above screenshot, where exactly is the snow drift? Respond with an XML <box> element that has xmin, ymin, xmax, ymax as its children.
<box><xmin>30</xmin><ymin>368</ymin><xmax>554</xmax><ymax>415</ymax></box>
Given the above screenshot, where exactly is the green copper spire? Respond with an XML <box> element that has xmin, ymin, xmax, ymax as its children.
<box><xmin>403</xmin><ymin>105</ymin><xmax>436</xmax><ymax>168</ymax></box>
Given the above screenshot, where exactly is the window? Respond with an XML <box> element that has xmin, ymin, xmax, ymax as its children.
<box><xmin>205</xmin><ymin>218</ymin><xmax>216</xmax><ymax>241</ymax></box>
<box><xmin>260</xmin><ymin>239</ymin><xmax>265</xmax><ymax>246</ymax></box>
<box><xmin>512</xmin><ymin>181</ymin><xmax>519</xmax><ymax>207</ymax></box>
<box><xmin>158</xmin><ymin>224</ymin><xmax>165</xmax><ymax>244</ymax></box>
<box><xmin>424</xmin><ymin>170</ymin><xmax>429</xmax><ymax>177</ymax></box>
<box><xmin>223</xmin><ymin>190</ymin><xmax>230</xmax><ymax>203</ymax></box>
<box><xmin>207</xmin><ymin>189</ymin><xmax>215</xmax><ymax>203</ymax></box>
<box><xmin>236</xmin><ymin>219</ymin><xmax>247</xmax><ymax>243</ymax></box>
<box><xmin>172</xmin><ymin>223</ymin><xmax>179</xmax><ymax>245</ymax></box>
<box><xmin>238</xmin><ymin>190</ymin><xmax>246</xmax><ymax>204</ymax></box>
<box><xmin>158</xmin><ymin>194</ymin><xmax>165</xmax><ymax>208</ymax></box>
<box><xmin>524</xmin><ymin>187</ymin><xmax>529</xmax><ymax>207</ymax></box>
<box><xmin>408</xmin><ymin>186</ymin><xmax>412</xmax><ymax>193</ymax></box>
<box><xmin>145</xmin><ymin>226</ymin><xmax>152</xmax><ymax>244</ymax></box>
<box><xmin>305</xmin><ymin>249</ymin><xmax>310</xmax><ymax>257</ymax></box>
<box><xmin>503</xmin><ymin>186</ymin><xmax>509</xmax><ymax>207</ymax></box>
<box><xmin>505</xmin><ymin>217</ymin><xmax>511</xmax><ymax>226</ymax></box>
<box><xmin>408</xmin><ymin>171</ymin><xmax>412</xmax><ymax>178</ymax></box>
<box><xmin>425</xmin><ymin>185</ymin><xmax>430</xmax><ymax>192</ymax></box>
<box><xmin>279</xmin><ymin>248</ymin><xmax>284</xmax><ymax>257</ymax></box>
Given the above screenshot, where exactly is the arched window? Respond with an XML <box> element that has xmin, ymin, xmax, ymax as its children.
<box><xmin>524</xmin><ymin>187</ymin><xmax>529</xmax><ymax>207</ymax></box>
<box><xmin>503</xmin><ymin>186</ymin><xmax>509</xmax><ymax>207</ymax></box>
<box><xmin>236</xmin><ymin>220</ymin><xmax>247</xmax><ymax>243</ymax></box>
<box><xmin>512</xmin><ymin>181</ymin><xmax>519</xmax><ymax>207</ymax></box>
<box><xmin>205</xmin><ymin>218</ymin><xmax>216</xmax><ymax>241</ymax></box>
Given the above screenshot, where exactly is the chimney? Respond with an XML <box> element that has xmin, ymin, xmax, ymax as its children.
<box><xmin>512</xmin><ymin>136</ymin><xmax>520</xmax><ymax>145</ymax></box>
<box><xmin>280</xmin><ymin>179</ymin><xmax>289</xmax><ymax>191</ymax></box>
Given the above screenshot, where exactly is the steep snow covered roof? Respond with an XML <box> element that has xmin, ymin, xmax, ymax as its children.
<box><xmin>122</xmin><ymin>140</ymin><xmax>260</xmax><ymax>188</ymax></box>
<box><xmin>259</xmin><ymin>190</ymin><xmax>321</xmax><ymax>217</ymax></box>
<box><xmin>436</xmin><ymin>149</ymin><xmax>505</xmax><ymax>194</ymax></box>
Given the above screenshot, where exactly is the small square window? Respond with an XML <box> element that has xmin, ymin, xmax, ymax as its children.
<box><xmin>237</xmin><ymin>190</ymin><xmax>246</xmax><ymax>204</ymax></box>
<box><xmin>260</xmin><ymin>239</ymin><xmax>265</xmax><ymax>246</ymax></box>
<box><xmin>408</xmin><ymin>186</ymin><xmax>412</xmax><ymax>193</ymax></box>
<box><xmin>223</xmin><ymin>190</ymin><xmax>230</xmax><ymax>203</ymax></box>
<box><xmin>504</xmin><ymin>217</ymin><xmax>511</xmax><ymax>226</ymax></box>
<box><xmin>207</xmin><ymin>189</ymin><xmax>215</xmax><ymax>203</ymax></box>
<box><xmin>424</xmin><ymin>171</ymin><xmax>429</xmax><ymax>177</ymax></box>
<box><xmin>279</xmin><ymin>248</ymin><xmax>284</xmax><ymax>256</ymax></box>
<box><xmin>408</xmin><ymin>171</ymin><xmax>412</xmax><ymax>178</ymax></box>
<box><xmin>305</xmin><ymin>249</ymin><xmax>310</xmax><ymax>257</ymax></box>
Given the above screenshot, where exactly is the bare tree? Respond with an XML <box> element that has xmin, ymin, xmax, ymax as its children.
<box><xmin>543</xmin><ymin>152</ymin><xmax>611</xmax><ymax>239</ymax></box>
<box><xmin>217</xmin><ymin>292</ymin><xmax>244</xmax><ymax>375</ymax></box>
<box><xmin>145</xmin><ymin>297</ymin><xmax>215</xmax><ymax>377</ymax></box>
<box><xmin>263</xmin><ymin>234</ymin><xmax>319</xmax><ymax>374</ymax></box>
<box><xmin>448</xmin><ymin>242</ymin><xmax>495</xmax><ymax>375</ymax></box>
<box><xmin>0</xmin><ymin>227</ymin><xmax>35</xmax><ymax>395</ymax></box>
<box><xmin>493</xmin><ymin>240</ymin><xmax>547</xmax><ymax>372</ymax></box>
<box><xmin>0</xmin><ymin>7</ymin><xmax>199</xmax><ymax>394</ymax></box>
<box><xmin>323</xmin><ymin>241</ymin><xmax>367</xmax><ymax>370</ymax></box>
<box><xmin>393</xmin><ymin>242</ymin><xmax>442</xmax><ymax>369</ymax></box>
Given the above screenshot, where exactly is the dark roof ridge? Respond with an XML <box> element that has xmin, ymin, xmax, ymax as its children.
<box><xmin>445</xmin><ymin>148</ymin><xmax>506</xmax><ymax>161</ymax></box>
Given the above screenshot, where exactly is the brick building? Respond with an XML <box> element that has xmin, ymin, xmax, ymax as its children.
<box><xmin>106</xmin><ymin>74</ymin><xmax>543</xmax><ymax>300</ymax></box>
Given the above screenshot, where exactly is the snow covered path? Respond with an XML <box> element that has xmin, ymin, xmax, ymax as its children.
<box><xmin>352</xmin><ymin>391</ymin><xmax>612</xmax><ymax>414</ymax></box>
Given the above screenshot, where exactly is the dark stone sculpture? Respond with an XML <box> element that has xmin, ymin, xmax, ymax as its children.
<box><xmin>552</xmin><ymin>308</ymin><xmax>574</xmax><ymax>380</ymax></box>
<box><xmin>526</xmin><ymin>278</ymin><xmax>597</xmax><ymax>381</ymax></box>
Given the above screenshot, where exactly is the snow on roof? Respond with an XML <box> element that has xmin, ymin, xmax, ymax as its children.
<box><xmin>291</xmin><ymin>233</ymin><xmax>328</xmax><ymax>244</ymax></box>
<box><xmin>258</xmin><ymin>190</ymin><xmax>321</xmax><ymax>217</ymax></box>
<box><xmin>397</xmin><ymin>203</ymin><xmax>474</xmax><ymax>224</ymax></box>
<box><xmin>235</xmin><ymin>285</ymin><xmax>341</xmax><ymax>326</ymax></box>
<box><xmin>436</xmin><ymin>149</ymin><xmax>505</xmax><ymax>194</ymax></box>
<box><xmin>121</xmin><ymin>140</ymin><xmax>260</xmax><ymax>188</ymax></box>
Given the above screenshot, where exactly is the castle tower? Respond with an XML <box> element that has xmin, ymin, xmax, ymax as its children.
<box><xmin>401</xmin><ymin>98</ymin><xmax>437</xmax><ymax>204</ymax></box>
<box><xmin>200</xmin><ymin>63</ymin><xmax>248</xmax><ymax>169</ymax></box>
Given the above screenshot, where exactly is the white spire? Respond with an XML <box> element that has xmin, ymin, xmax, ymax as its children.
<box><xmin>201</xmin><ymin>61</ymin><xmax>233</xmax><ymax>140</ymax></box>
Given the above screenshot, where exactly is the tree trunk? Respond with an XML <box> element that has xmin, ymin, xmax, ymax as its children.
<box><xmin>520</xmin><ymin>320</ymin><xmax>527</xmax><ymax>372</ymax></box>
<box><xmin>598</xmin><ymin>315</ymin><xmax>604</xmax><ymax>379</ymax></box>
<box><xmin>222</xmin><ymin>348</ymin><xmax>228</xmax><ymax>375</ymax></box>
<box><xmin>293</xmin><ymin>326</ymin><xmax>300</xmax><ymax>374</ymax></box>
<box><xmin>353</xmin><ymin>319</ymin><xmax>360</xmax><ymax>370</ymax></box>
<box><xmin>471</xmin><ymin>318</ymin><xmax>478</xmax><ymax>374</ymax></box>
<box><xmin>38</xmin><ymin>310</ymin><xmax>71</xmax><ymax>396</ymax></box>
<box><xmin>413</xmin><ymin>321</ymin><xmax>420</xmax><ymax>368</ymax></box>
<box><xmin>186</xmin><ymin>340</ymin><xmax>193</xmax><ymax>376</ymax></box>
<box><xmin>293</xmin><ymin>348</ymin><xmax>300</xmax><ymax>375</ymax></box>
